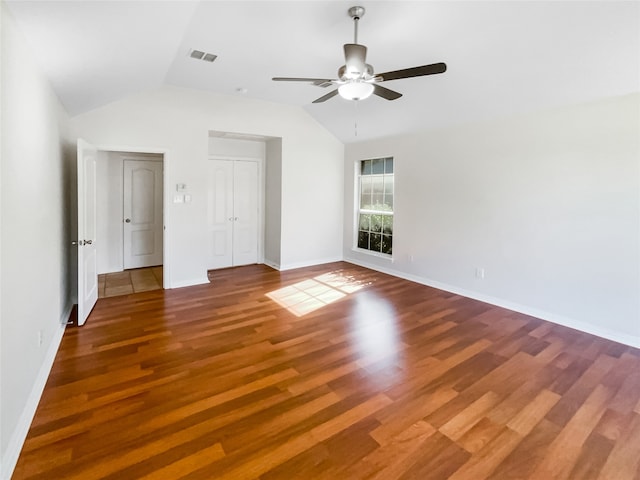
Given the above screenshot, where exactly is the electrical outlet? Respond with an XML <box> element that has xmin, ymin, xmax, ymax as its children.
<box><xmin>37</xmin><ymin>330</ymin><xmax>43</xmax><ymax>347</ymax></box>
<box><xmin>475</xmin><ymin>267</ymin><xmax>485</xmax><ymax>279</ymax></box>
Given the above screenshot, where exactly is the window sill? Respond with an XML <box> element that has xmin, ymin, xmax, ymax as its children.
<box><xmin>352</xmin><ymin>247</ymin><xmax>393</xmax><ymax>261</ymax></box>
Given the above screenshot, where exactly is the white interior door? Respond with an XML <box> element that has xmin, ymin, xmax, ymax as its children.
<box><xmin>207</xmin><ymin>159</ymin><xmax>258</xmax><ymax>269</ymax></box>
<box><xmin>123</xmin><ymin>160</ymin><xmax>163</xmax><ymax>269</ymax></box>
<box><xmin>77</xmin><ymin>139</ymin><xmax>98</xmax><ymax>325</ymax></box>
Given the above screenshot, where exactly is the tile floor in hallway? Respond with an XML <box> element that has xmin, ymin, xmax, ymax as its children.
<box><xmin>98</xmin><ymin>266</ymin><xmax>163</xmax><ymax>298</ymax></box>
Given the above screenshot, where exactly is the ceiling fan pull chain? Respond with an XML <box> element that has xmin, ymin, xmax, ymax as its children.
<box><xmin>354</xmin><ymin>99</ymin><xmax>359</xmax><ymax>137</ymax></box>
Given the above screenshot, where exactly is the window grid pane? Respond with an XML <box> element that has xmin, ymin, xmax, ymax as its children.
<box><xmin>372</xmin><ymin>158</ymin><xmax>384</xmax><ymax>174</ymax></box>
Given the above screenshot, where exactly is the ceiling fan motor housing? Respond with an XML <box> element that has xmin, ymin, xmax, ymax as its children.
<box><xmin>338</xmin><ymin>61</ymin><xmax>374</xmax><ymax>81</ymax></box>
<box><xmin>342</xmin><ymin>43</ymin><xmax>372</xmax><ymax>80</ymax></box>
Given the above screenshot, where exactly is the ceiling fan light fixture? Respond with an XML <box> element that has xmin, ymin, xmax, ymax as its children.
<box><xmin>338</xmin><ymin>81</ymin><xmax>374</xmax><ymax>101</ymax></box>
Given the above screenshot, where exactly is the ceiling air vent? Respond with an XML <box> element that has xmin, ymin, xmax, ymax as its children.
<box><xmin>189</xmin><ymin>49</ymin><xmax>217</xmax><ymax>63</ymax></box>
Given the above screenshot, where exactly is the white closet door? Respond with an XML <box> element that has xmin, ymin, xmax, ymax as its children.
<box><xmin>207</xmin><ymin>160</ymin><xmax>234</xmax><ymax>269</ymax></box>
<box><xmin>207</xmin><ymin>159</ymin><xmax>259</xmax><ymax>269</ymax></box>
<box><xmin>232</xmin><ymin>161</ymin><xmax>259</xmax><ymax>266</ymax></box>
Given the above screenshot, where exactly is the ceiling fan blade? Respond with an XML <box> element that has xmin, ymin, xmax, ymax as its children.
<box><xmin>372</xmin><ymin>84</ymin><xmax>402</xmax><ymax>101</ymax></box>
<box><xmin>272</xmin><ymin>77</ymin><xmax>334</xmax><ymax>88</ymax></box>
<box><xmin>312</xmin><ymin>89</ymin><xmax>339</xmax><ymax>104</ymax></box>
<box><xmin>344</xmin><ymin>43</ymin><xmax>367</xmax><ymax>77</ymax></box>
<box><xmin>378</xmin><ymin>62</ymin><xmax>447</xmax><ymax>82</ymax></box>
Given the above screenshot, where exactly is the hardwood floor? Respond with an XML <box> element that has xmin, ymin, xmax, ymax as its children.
<box><xmin>13</xmin><ymin>262</ymin><xmax>640</xmax><ymax>479</ymax></box>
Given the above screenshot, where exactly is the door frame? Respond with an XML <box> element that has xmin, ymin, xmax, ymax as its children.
<box><xmin>207</xmin><ymin>154</ymin><xmax>265</xmax><ymax>266</ymax></box>
<box><xmin>97</xmin><ymin>145</ymin><xmax>171</xmax><ymax>288</ymax></box>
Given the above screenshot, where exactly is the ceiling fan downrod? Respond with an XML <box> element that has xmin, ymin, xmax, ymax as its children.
<box><xmin>348</xmin><ymin>6</ymin><xmax>365</xmax><ymax>44</ymax></box>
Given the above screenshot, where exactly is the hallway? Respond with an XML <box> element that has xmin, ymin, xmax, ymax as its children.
<box><xmin>98</xmin><ymin>266</ymin><xmax>163</xmax><ymax>298</ymax></box>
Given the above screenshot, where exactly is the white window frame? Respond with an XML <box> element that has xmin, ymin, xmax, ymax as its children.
<box><xmin>354</xmin><ymin>157</ymin><xmax>394</xmax><ymax>257</ymax></box>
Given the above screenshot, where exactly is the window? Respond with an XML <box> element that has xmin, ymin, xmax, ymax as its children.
<box><xmin>356</xmin><ymin>157</ymin><xmax>393</xmax><ymax>255</ymax></box>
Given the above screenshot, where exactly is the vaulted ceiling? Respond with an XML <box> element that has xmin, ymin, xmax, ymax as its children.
<box><xmin>6</xmin><ymin>1</ymin><xmax>639</xmax><ymax>143</ymax></box>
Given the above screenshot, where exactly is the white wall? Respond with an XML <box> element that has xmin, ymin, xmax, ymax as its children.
<box><xmin>0</xmin><ymin>2</ymin><xmax>73</xmax><ymax>476</ymax></box>
<box><xmin>96</xmin><ymin>151</ymin><xmax>163</xmax><ymax>274</ymax></box>
<box><xmin>96</xmin><ymin>150</ymin><xmax>123</xmax><ymax>273</ymax></box>
<box><xmin>70</xmin><ymin>86</ymin><xmax>344</xmax><ymax>285</ymax></box>
<box><xmin>208</xmin><ymin>135</ymin><xmax>266</xmax><ymax>159</ymax></box>
<box><xmin>279</xmin><ymin>124</ymin><xmax>344</xmax><ymax>270</ymax></box>
<box><xmin>345</xmin><ymin>94</ymin><xmax>640</xmax><ymax>347</ymax></box>
<box><xmin>265</xmin><ymin>138</ymin><xmax>283</xmax><ymax>268</ymax></box>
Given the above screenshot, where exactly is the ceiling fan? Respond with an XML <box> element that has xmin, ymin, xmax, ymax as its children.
<box><xmin>272</xmin><ymin>6</ymin><xmax>446</xmax><ymax>103</ymax></box>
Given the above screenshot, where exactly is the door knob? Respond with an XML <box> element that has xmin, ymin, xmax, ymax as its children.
<box><xmin>86</xmin><ymin>239</ymin><xmax>92</xmax><ymax>245</ymax></box>
<box><xmin>125</xmin><ymin>218</ymin><xmax>131</xmax><ymax>223</ymax></box>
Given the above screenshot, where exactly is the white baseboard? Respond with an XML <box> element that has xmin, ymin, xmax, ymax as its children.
<box><xmin>1</xmin><ymin>306</ymin><xmax>70</xmax><ymax>479</ymax></box>
<box><xmin>345</xmin><ymin>257</ymin><xmax>640</xmax><ymax>349</ymax></box>
<box><xmin>169</xmin><ymin>277</ymin><xmax>210</xmax><ymax>289</ymax></box>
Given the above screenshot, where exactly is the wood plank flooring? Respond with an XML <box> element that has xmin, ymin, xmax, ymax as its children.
<box><xmin>13</xmin><ymin>262</ymin><xmax>640</xmax><ymax>479</ymax></box>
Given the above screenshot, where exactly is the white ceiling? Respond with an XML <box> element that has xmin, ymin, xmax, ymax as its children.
<box><xmin>6</xmin><ymin>1</ymin><xmax>639</xmax><ymax>143</ymax></box>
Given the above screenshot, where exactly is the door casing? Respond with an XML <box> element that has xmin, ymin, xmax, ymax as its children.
<box><xmin>95</xmin><ymin>146</ymin><xmax>170</xmax><ymax>288</ymax></box>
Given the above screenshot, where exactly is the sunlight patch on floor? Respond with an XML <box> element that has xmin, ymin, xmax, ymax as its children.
<box><xmin>266</xmin><ymin>271</ymin><xmax>370</xmax><ymax>317</ymax></box>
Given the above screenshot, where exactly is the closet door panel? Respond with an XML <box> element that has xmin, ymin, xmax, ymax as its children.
<box><xmin>232</xmin><ymin>161</ymin><xmax>259</xmax><ymax>266</ymax></box>
<box><xmin>207</xmin><ymin>160</ymin><xmax>234</xmax><ymax>269</ymax></box>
